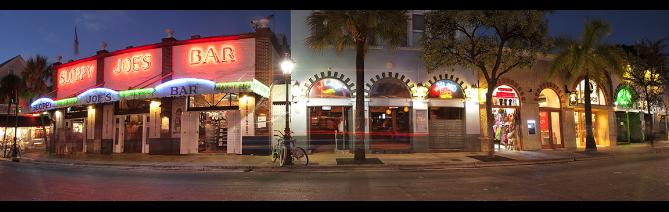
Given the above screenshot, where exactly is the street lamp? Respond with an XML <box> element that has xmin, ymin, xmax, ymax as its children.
<box><xmin>280</xmin><ymin>53</ymin><xmax>295</xmax><ymax>166</ymax></box>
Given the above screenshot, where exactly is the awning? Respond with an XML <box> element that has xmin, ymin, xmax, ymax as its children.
<box><xmin>29</xmin><ymin>78</ymin><xmax>271</xmax><ymax>112</ymax></box>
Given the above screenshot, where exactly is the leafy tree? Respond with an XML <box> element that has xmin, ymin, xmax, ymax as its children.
<box><xmin>550</xmin><ymin>19</ymin><xmax>625</xmax><ymax>152</ymax></box>
<box><xmin>421</xmin><ymin>10</ymin><xmax>551</xmax><ymax>158</ymax></box>
<box><xmin>0</xmin><ymin>74</ymin><xmax>24</xmax><ymax>157</ymax></box>
<box><xmin>306</xmin><ymin>10</ymin><xmax>408</xmax><ymax>161</ymax></box>
<box><xmin>620</xmin><ymin>39</ymin><xmax>668</xmax><ymax>146</ymax></box>
<box><xmin>21</xmin><ymin>55</ymin><xmax>54</xmax><ymax>102</ymax></box>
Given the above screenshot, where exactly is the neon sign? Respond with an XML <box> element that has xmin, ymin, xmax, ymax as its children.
<box><xmin>189</xmin><ymin>46</ymin><xmax>236</xmax><ymax>65</ymax></box>
<box><xmin>615</xmin><ymin>86</ymin><xmax>634</xmax><ymax>107</ymax></box>
<box><xmin>429</xmin><ymin>80</ymin><xmax>463</xmax><ymax>99</ymax></box>
<box><xmin>112</xmin><ymin>54</ymin><xmax>152</xmax><ymax>75</ymax></box>
<box><xmin>77</xmin><ymin>88</ymin><xmax>120</xmax><ymax>105</ymax></box>
<box><xmin>31</xmin><ymin>98</ymin><xmax>56</xmax><ymax>112</ymax></box>
<box><xmin>59</xmin><ymin>64</ymin><xmax>95</xmax><ymax>86</ymax></box>
<box><xmin>155</xmin><ymin>78</ymin><xmax>217</xmax><ymax>98</ymax></box>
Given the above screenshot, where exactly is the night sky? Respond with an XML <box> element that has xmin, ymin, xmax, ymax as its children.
<box><xmin>1</xmin><ymin>10</ymin><xmax>668</xmax><ymax>64</ymax></box>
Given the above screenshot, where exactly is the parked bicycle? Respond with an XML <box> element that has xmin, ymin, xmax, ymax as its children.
<box><xmin>272</xmin><ymin>130</ymin><xmax>308</xmax><ymax>167</ymax></box>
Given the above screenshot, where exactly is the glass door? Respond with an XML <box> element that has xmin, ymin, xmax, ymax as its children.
<box><xmin>575</xmin><ymin>111</ymin><xmax>598</xmax><ymax>147</ymax></box>
<box><xmin>540</xmin><ymin>110</ymin><xmax>563</xmax><ymax>149</ymax></box>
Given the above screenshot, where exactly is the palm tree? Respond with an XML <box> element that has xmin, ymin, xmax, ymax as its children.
<box><xmin>21</xmin><ymin>55</ymin><xmax>53</xmax><ymax>102</ymax></box>
<box><xmin>550</xmin><ymin>19</ymin><xmax>625</xmax><ymax>152</ymax></box>
<box><xmin>306</xmin><ymin>10</ymin><xmax>408</xmax><ymax>161</ymax></box>
<box><xmin>0</xmin><ymin>74</ymin><xmax>24</xmax><ymax>157</ymax></box>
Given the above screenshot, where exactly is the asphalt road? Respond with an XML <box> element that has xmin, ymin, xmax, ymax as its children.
<box><xmin>1</xmin><ymin>153</ymin><xmax>669</xmax><ymax>201</ymax></box>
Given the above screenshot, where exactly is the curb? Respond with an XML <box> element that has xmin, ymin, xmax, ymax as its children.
<box><xmin>8</xmin><ymin>148</ymin><xmax>669</xmax><ymax>173</ymax></box>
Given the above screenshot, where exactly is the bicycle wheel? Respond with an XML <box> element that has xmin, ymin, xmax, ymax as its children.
<box><xmin>278</xmin><ymin>147</ymin><xmax>287</xmax><ymax>167</ymax></box>
<box><xmin>292</xmin><ymin>147</ymin><xmax>309</xmax><ymax>166</ymax></box>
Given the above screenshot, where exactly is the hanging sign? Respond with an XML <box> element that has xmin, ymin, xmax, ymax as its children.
<box><xmin>30</xmin><ymin>98</ymin><xmax>56</xmax><ymax>112</ymax></box>
<box><xmin>154</xmin><ymin>78</ymin><xmax>217</xmax><ymax>98</ymax></box>
<box><xmin>76</xmin><ymin>88</ymin><xmax>120</xmax><ymax>105</ymax></box>
<box><xmin>429</xmin><ymin>80</ymin><xmax>464</xmax><ymax>99</ymax></box>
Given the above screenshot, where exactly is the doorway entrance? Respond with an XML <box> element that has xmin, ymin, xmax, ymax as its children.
<box><xmin>575</xmin><ymin>111</ymin><xmax>599</xmax><ymax>147</ymax></box>
<box><xmin>539</xmin><ymin>110</ymin><xmax>563</xmax><ymax>148</ymax></box>
<box><xmin>198</xmin><ymin>111</ymin><xmax>228</xmax><ymax>153</ymax></box>
<box><xmin>538</xmin><ymin>89</ymin><xmax>563</xmax><ymax>149</ymax></box>
<box><xmin>308</xmin><ymin>106</ymin><xmax>351</xmax><ymax>153</ymax></box>
<box><xmin>369</xmin><ymin>106</ymin><xmax>412</xmax><ymax>151</ymax></box>
<box><xmin>123</xmin><ymin>115</ymin><xmax>143</xmax><ymax>153</ymax></box>
<box><xmin>428</xmin><ymin>107</ymin><xmax>465</xmax><ymax>149</ymax></box>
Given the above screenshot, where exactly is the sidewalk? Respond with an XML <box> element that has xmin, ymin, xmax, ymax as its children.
<box><xmin>7</xmin><ymin>141</ymin><xmax>669</xmax><ymax>172</ymax></box>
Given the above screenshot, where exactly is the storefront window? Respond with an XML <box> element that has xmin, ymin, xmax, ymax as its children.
<box><xmin>309</xmin><ymin>79</ymin><xmax>350</xmax><ymax>98</ymax></box>
<box><xmin>575</xmin><ymin>80</ymin><xmax>607</xmax><ymax>105</ymax></box>
<box><xmin>188</xmin><ymin>93</ymin><xmax>238</xmax><ymax>109</ymax></box>
<box><xmin>369</xmin><ymin>106</ymin><xmax>412</xmax><ymax>150</ymax></box>
<box><xmin>492</xmin><ymin>85</ymin><xmax>520</xmax><ymax>106</ymax></box>
<box><xmin>369</xmin><ymin>79</ymin><xmax>411</xmax><ymax>98</ymax></box>
<box><xmin>429</xmin><ymin>80</ymin><xmax>464</xmax><ymax>99</ymax></box>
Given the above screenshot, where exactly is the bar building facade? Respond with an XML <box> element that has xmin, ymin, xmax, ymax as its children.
<box><xmin>30</xmin><ymin>26</ymin><xmax>285</xmax><ymax>155</ymax></box>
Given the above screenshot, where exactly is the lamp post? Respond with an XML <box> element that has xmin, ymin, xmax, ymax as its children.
<box><xmin>280</xmin><ymin>53</ymin><xmax>295</xmax><ymax>166</ymax></box>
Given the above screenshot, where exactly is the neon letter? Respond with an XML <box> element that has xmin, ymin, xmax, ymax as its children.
<box><xmin>190</xmin><ymin>49</ymin><xmax>202</xmax><ymax>65</ymax></box>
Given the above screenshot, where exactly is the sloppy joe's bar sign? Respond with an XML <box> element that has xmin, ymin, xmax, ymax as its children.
<box><xmin>77</xmin><ymin>88</ymin><xmax>120</xmax><ymax>105</ymax></box>
<box><xmin>58</xmin><ymin>63</ymin><xmax>95</xmax><ymax>86</ymax></box>
<box><xmin>104</xmin><ymin>48</ymin><xmax>162</xmax><ymax>91</ymax></box>
<box><xmin>30</xmin><ymin>98</ymin><xmax>56</xmax><ymax>112</ymax></box>
<box><xmin>56</xmin><ymin>60</ymin><xmax>98</xmax><ymax>99</ymax></box>
<box><xmin>172</xmin><ymin>38</ymin><xmax>255</xmax><ymax>82</ymax></box>
<box><xmin>154</xmin><ymin>78</ymin><xmax>217</xmax><ymax>98</ymax></box>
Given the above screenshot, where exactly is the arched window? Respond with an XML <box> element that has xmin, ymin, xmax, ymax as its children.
<box><xmin>492</xmin><ymin>85</ymin><xmax>520</xmax><ymax>106</ymax></box>
<box><xmin>428</xmin><ymin>80</ymin><xmax>465</xmax><ymax>99</ymax></box>
<box><xmin>369</xmin><ymin>79</ymin><xmax>411</xmax><ymax>98</ymax></box>
<box><xmin>575</xmin><ymin>80</ymin><xmax>606</xmax><ymax>105</ymax></box>
<box><xmin>309</xmin><ymin>79</ymin><xmax>351</xmax><ymax>98</ymax></box>
<box><xmin>539</xmin><ymin>89</ymin><xmax>560</xmax><ymax>108</ymax></box>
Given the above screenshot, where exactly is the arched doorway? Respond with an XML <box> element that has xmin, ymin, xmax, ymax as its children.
<box><xmin>492</xmin><ymin>85</ymin><xmax>521</xmax><ymax>151</ymax></box>
<box><xmin>427</xmin><ymin>79</ymin><xmax>466</xmax><ymax>150</ymax></box>
<box><xmin>573</xmin><ymin>79</ymin><xmax>610</xmax><ymax>147</ymax></box>
<box><xmin>538</xmin><ymin>89</ymin><xmax>563</xmax><ymax>149</ymax></box>
<box><xmin>369</xmin><ymin>78</ymin><xmax>412</xmax><ymax>152</ymax></box>
<box><xmin>307</xmin><ymin>78</ymin><xmax>352</xmax><ymax>153</ymax></box>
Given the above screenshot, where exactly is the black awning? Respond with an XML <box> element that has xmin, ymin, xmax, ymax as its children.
<box><xmin>0</xmin><ymin>114</ymin><xmax>52</xmax><ymax>127</ymax></box>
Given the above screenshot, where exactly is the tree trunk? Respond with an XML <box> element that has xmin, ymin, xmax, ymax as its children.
<box><xmin>646</xmin><ymin>87</ymin><xmax>654</xmax><ymax>147</ymax></box>
<box><xmin>486</xmin><ymin>80</ymin><xmax>496</xmax><ymax>158</ymax></box>
<box><xmin>583</xmin><ymin>74</ymin><xmax>597</xmax><ymax>152</ymax></box>
<box><xmin>353</xmin><ymin>40</ymin><xmax>366</xmax><ymax>161</ymax></box>
<box><xmin>2</xmin><ymin>96</ymin><xmax>11</xmax><ymax>158</ymax></box>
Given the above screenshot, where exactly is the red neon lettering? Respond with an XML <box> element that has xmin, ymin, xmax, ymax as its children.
<box><xmin>203</xmin><ymin>47</ymin><xmax>219</xmax><ymax>64</ymax></box>
<box><xmin>190</xmin><ymin>49</ymin><xmax>202</xmax><ymax>65</ymax></box>
<box><xmin>142</xmin><ymin>55</ymin><xmax>151</xmax><ymax>70</ymax></box>
<box><xmin>223</xmin><ymin>47</ymin><xmax>235</xmax><ymax>62</ymax></box>
<box><xmin>189</xmin><ymin>46</ymin><xmax>237</xmax><ymax>66</ymax></box>
<box><xmin>132</xmin><ymin>56</ymin><xmax>141</xmax><ymax>72</ymax></box>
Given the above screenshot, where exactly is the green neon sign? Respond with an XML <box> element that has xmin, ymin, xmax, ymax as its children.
<box><xmin>55</xmin><ymin>98</ymin><xmax>77</xmax><ymax>107</ymax></box>
<box><xmin>615</xmin><ymin>87</ymin><xmax>633</xmax><ymax>107</ymax></box>
<box><xmin>119</xmin><ymin>88</ymin><xmax>156</xmax><ymax>100</ymax></box>
<box><xmin>216</xmin><ymin>81</ymin><xmax>252</xmax><ymax>91</ymax></box>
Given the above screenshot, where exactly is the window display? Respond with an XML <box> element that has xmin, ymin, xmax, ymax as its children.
<box><xmin>493</xmin><ymin>85</ymin><xmax>520</xmax><ymax>106</ymax></box>
<box><xmin>492</xmin><ymin>108</ymin><xmax>519</xmax><ymax>150</ymax></box>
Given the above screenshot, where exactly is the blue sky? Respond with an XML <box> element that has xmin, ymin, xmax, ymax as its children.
<box><xmin>1</xmin><ymin>10</ymin><xmax>668</xmax><ymax>64</ymax></box>
<box><xmin>0</xmin><ymin>10</ymin><xmax>291</xmax><ymax>63</ymax></box>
